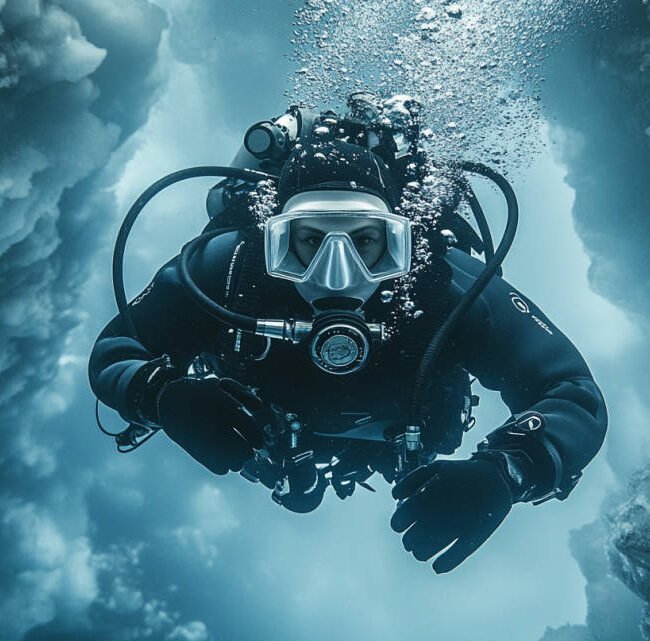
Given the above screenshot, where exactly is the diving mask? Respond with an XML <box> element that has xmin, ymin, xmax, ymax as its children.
<box><xmin>264</xmin><ymin>190</ymin><xmax>412</xmax><ymax>307</ymax></box>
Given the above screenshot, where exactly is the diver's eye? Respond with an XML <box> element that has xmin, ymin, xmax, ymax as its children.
<box><xmin>295</xmin><ymin>231</ymin><xmax>324</xmax><ymax>247</ymax></box>
<box><xmin>354</xmin><ymin>235</ymin><xmax>378</xmax><ymax>248</ymax></box>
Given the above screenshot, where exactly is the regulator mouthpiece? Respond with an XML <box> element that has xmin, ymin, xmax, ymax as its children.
<box><xmin>256</xmin><ymin>311</ymin><xmax>385</xmax><ymax>376</ymax></box>
<box><xmin>309</xmin><ymin>311</ymin><xmax>379</xmax><ymax>375</ymax></box>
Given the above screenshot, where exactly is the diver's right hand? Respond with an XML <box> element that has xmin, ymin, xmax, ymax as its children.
<box><xmin>156</xmin><ymin>377</ymin><xmax>266</xmax><ymax>475</ymax></box>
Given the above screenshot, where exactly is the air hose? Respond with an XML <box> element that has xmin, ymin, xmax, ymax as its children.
<box><xmin>177</xmin><ymin>230</ymin><xmax>258</xmax><ymax>333</ymax></box>
<box><xmin>464</xmin><ymin>179</ymin><xmax>499</xmax><ymax>274</ymax></box>
<box><xmin>113</xmin><ymin>166</ymin><xmax>277</xmax><ymax>339</ymax></box>
<box><xmin>407</xmin><ymin>161</ymin><xmax>519</xmax><ymax>427</ymax></box>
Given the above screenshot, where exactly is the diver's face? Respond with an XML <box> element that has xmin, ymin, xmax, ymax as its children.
<box><xmin>291</xmin><ymin>217</ymin><xmax>387</xmax><ymax>268</ymax></box>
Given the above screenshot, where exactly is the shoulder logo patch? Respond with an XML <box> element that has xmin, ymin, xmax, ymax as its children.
<box><xmin>509</xmin><ymin>291</ymin><xmax>554</xmax><ymax>335</ymax></box>
<box><xmin>509</xmin><ymin>292</ymin><xmax>530</xmax><ymax>314</ymax></box>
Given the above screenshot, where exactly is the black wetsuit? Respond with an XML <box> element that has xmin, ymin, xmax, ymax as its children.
<box><xmin>89</xmin><ymin>230</ymin><xmax>607</xmax><ymax>503</ymax></box>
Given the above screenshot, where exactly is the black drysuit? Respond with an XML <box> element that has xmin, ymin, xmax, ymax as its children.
<box><xmin>89</xmin><ymin>230</ymin><xmax>607</xmax><ymax>504</ymax></box>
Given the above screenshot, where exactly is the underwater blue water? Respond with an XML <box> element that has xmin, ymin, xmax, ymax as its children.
<box><xmin>1</xmin><ymin>1</ymin><xmax>648</xmax><ymax>640</ymax></box>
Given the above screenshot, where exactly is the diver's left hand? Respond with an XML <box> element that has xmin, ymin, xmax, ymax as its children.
<box><xmin>390</xmin><ymin>459</ymin><xmax>513</xmax><ymax>573</ymax></box>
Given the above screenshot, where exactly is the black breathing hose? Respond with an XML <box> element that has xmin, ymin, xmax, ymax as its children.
<box><xmin>407</xmin><ymin>161</ymin><xmax>519</xmax><ymax>427</ymax></box>
<box><xmin>463</xmin><ymin>180</ymin><xmax>499</xmax><ymax>274</ymax></box>
<box><xmin>177</xmin><ymin>231</ymin><xmax>258</xmax><ymax>333</ymax></box>
<box><xmin>113</xmin><ymin>166</ymin><xmax>277</xmax><ymax>338</ymax></box>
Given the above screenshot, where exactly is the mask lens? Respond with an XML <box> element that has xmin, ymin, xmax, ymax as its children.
<box><xmin>290</xmin><ymin>215</ymin><xmax>388</xmax><ymax>270</ymax></box>
<box><xmin>265</xmin><ymin>212</ymin><xmax>411</xmax><ymax>282</ymax></box>
<box><xmin>265</xmin><ymin>216</ymin><xmax>305</xmax><ymax>277</ymax></box>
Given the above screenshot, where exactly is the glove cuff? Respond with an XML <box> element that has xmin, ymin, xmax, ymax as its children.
<box><xmin>471</xmin><ymin>449</ymin><xmax>538</xmax><ymax>503</ymax></box>
<box><xmin>473</xmin><ymin>411</ymin><xmax>582</xmax><ymax>504</ymax></box>
<box><xmin>128</xmin><ymin>354</ymin><xmax>179</xmax><ymax>428</ymax></box>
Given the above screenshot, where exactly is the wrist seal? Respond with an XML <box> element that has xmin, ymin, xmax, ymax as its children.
<box><xmin>474</xmin><ymin>411</ymin><xmax>582</xmax><ymax>504</ymax></box>
<box><xmin>129</xmin><ymin>354</ymin><xmax>178</xmax><ymax>427</ymax></box>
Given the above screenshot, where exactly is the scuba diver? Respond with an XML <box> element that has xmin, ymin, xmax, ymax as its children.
<box><xmin>88</xmin><ymin>93</ymin><xmax>607</xmax><ymax>573</ymax></box>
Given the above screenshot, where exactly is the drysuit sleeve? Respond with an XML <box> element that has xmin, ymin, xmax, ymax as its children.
<box><xmin>88</xmin><ymin>231</ymin><xmax>238</xmax><ymax>424</ymax></box>
<box><xmin>446</xmin><ymin>249</ymin><xmax>608</xmax><ymax>502</ymax></box>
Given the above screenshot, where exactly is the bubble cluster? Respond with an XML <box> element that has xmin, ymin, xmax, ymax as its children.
<box><xmin>382</xmin><ymin>158</ymin><xmax>462</xmax><ymax>326</ymax></box>
<box><xmin>288</xmin><ymin>0</ymin><xmax>618</xmax><ymax>169</ymax></box>
<box><xmin>248</xmin><ymin>180</ymin><xmax>279</xmax><ymax>230</ymax></box>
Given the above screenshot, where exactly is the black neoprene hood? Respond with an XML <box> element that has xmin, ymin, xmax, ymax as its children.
<box><xmin>277</xmin><ymin>140</ymin><xmax>400</xmax><ymax>209</ymax></box>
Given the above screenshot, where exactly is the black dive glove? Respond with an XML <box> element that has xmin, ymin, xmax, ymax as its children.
<box><xmin>156</xmin><ymin>377</ymin><xmax>266</xmax><ymax>475</ymax></box>
<box><xmin>390</xmin><ymin>459</ymin><xmax>513</xmax><ymax>573</ymax></box>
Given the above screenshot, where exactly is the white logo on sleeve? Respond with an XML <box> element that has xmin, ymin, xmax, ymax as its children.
<box><xmin>509</xmin><ymin>292</ymin><xmax>530</xmax><ymax>314</ymax></box>
<box><xmin>531</xmin><ymin>315</ymin><xmax>554</xmax><ymax>335</ymax></box>
<box><xmin>132</xmin><ymin>282</ymin><xmax>154</xmax><ymax>306</ymax></box>
<box><xmin>509</xmin><ymin>291</ymin><xmax>554</xmax><ymax>335</ymax></box>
